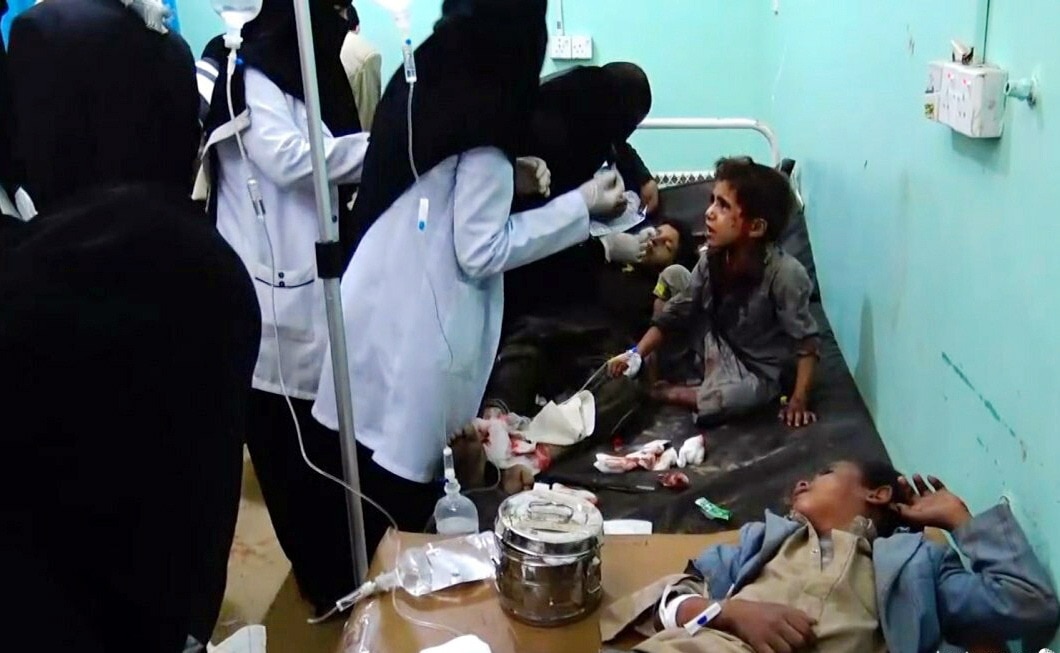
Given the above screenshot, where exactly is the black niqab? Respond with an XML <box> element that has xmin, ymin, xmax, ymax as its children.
<box><xmin>516</xmin><ymin>62</ymin><xmax>652</xmax><ymax>212</ymax></box>
<box><xmin>344</xmin><ymin>0</ymin><xmax>548</xmax><ymax>262</ymax></box>
<box><xmin>6</xmin><ymin>0</ymin><xmax>199</xmax><ymax>212</ymax></box>
<box><xmin>203</xmin><ymin>0</ymin><xmax>360</xmax><ymax>236</ymax></box>
<box><xmin>203</xmin><ymin>0</ymin><xmax>359</xmax><ymax>145</ymax></box>
<box><xmin>505</xmin><ymin>62</ymin><xmax>653</xmax><ymax>326</ymax></box>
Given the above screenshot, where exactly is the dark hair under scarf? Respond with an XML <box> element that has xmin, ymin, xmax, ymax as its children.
<box><xmin>343</xmin><ymin>0</ymin><xmax>548</xmax><ymax>262</ymax></box>
<box><xmin>0</xmin><ymin>184</ymin><xmax>260</xmax><ymax>651</ymax></box>
<box><xmin>203</xmin><ymin>0</ymin><xmax>360</xmax><ymax>229</ymax></box>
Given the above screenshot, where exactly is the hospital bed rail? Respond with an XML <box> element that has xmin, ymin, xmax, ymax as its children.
<box><xmin>637</xmin><ymin>117</ymin><xmax>782</xmax><ymax>187</ymax></box>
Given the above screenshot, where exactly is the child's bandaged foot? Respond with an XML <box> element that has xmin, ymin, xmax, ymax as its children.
<box><xmin>470</xmin><ymin>414</ymin><xmax>554</xmax><ymax>479</ymax></box>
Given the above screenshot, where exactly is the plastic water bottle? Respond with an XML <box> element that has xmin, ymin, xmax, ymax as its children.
<box><xmin>433</xmin><ymin>447</ymin><xmax>480</xmax><ymax>536</ymax></box>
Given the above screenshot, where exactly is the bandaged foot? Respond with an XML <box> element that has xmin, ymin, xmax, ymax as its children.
<box><xmin>503</xmin><ymin>465</ymin><xmax>535</xmax><ymax>495</ymax></box>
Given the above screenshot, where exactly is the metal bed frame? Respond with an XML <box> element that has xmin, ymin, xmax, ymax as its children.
<box><xmin>637</xmin><ymin>118</ymin><xmax>782</xmax><ymax>188</ymax></box>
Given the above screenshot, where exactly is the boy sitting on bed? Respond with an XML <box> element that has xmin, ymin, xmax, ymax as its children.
<box><xmin>599</xmin><ymin>460</ymin><xmax>1060</xmax><ymax>653</ymax></box>
<box><xmin>609</xmin><ymin>157</ymin><xmax>819</xmax><ymax>429</ymax></box>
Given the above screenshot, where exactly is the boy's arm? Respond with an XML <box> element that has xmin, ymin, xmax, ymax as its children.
<box><xmin>612</xmin><ymin>256</ymin><xmax>706</xmax><ymax>376</ymax></box>
<box><xmin>656</xmin><ymin>527</ymin><xmax>751</xmax><ymax>628</ymax></box>
<box><xmin>773</xmin><ymin>260</ymin><xmax>820</xmax><ymax>427</ymax></box>
<box><xmin>897</xmin><ymin>476</ymin><xmax>1060</xmax><ymax>648</ymax></box>
<box><xmin>782</xmin><ymin>342</ymin><xmax>820</xmax><ymax>427</ymax></box>
<box><xmin>935</xmin><ymin>504</ymin><xmax>1060</xmax><ymax>647</ymax></box>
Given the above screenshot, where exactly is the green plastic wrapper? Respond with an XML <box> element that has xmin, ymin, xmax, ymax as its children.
<box><xmin>695</xmin><ymin>497</ymin><xmax>732</xmax><ymax>522</ymax></box>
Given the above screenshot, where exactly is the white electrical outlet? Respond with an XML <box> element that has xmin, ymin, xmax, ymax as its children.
<box><xmin>571</xmin><ymin>35</ymin><xmax>593</xmax><ymax>60</ymax></box>
<box><xmin>549</xmin><ymin>34</ymin><xmax>572</xmax><ymax>60</ymax></box>
<box><xmin>928</xmin><ymin>60</ymin><xmax>1007</xmax><ymax>138</ymax></box>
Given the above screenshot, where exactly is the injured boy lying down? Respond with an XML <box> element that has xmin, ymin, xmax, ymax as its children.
<box><xmin>600</xmin><ymin>460</ymin><xmax>1060</xmax><ymax>653</ymax></box>
<box><xmin>610</xmin><ymin>157</ymin><xmax>820</xmax><ymax>429</ymax></box>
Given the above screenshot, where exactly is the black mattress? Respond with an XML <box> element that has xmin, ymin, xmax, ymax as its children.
<box><xmin>471</xmin><ymin>177</ymin><xmax>889</xmax><ymax>534</ymax></box>
<box><xmin>472</xmin><ymin>303</ymin><xmax>889</xmax><ymax>534</ymax></box>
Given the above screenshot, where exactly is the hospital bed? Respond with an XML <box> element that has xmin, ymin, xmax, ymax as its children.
<box><xmin>467</xmin><ymin>118</ymin><xmax>889</xmax><ymax>535</ymax></box>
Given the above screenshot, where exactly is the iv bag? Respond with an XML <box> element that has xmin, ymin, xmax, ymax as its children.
<box><xmin>211</xmin><ymin>0</ymin><xmax>262</xmax><ymax>31</ymax></box>
<box><xmin>389</xmin><ymin>532</ymin><xmax>498</xmax><ymax>597</ymax></box>
<box><xmin>211</xmin><ymin>0</ymin><xmax>262</xmax><ymax>47</ymax></box>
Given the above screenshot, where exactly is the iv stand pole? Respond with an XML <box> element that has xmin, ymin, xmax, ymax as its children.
<box><xmin>291</xmin><ymin>0</ymin><xmax>370</xmax><ymax>584</ymax></box>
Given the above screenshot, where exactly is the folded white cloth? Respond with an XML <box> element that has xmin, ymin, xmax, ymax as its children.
<box><xmin>421</xmin><ymin>635</ymin><xmax>492</xmax><ymax>653</ymax></box>
<box><xmin>525</xmin><ymin>390</ymin><xmax>596</xmax><ymax>445</ymax></box>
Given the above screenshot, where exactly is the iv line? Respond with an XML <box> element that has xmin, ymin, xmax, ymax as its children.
<box><xmin>221</xmin><ymin>37</ymin><xmax>466</xmax><ymax>636</ymax></box>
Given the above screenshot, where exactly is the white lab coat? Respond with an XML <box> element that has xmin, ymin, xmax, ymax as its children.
<box><xmin>313</xmin><ymin>147</ymin><xmax>590</xmax><ymax>483</ymax></box>
<box><xmin>215</xmin><ymin>68</ymin><xmax>369</xmax><ymax>400</ymax></box>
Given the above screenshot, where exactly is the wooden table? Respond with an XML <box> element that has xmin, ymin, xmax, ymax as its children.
<box><xmin>336</xmin><ymin>529</ymin><xmax>739</xmax><ymax>653</ymax></box>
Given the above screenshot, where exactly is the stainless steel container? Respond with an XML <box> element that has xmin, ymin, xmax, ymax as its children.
<box><xmin>494</xmin><ymin>489</ymin><xmax>604</xmax><ymax>627</ymax></box>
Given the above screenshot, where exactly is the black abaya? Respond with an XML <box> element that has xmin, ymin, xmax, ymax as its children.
<box><xmin>7</xmin><ymin>0</ymin><xmax>199</xmax><ymax>212</ymax></box>
<box><xmin>0</xmin><ymin>184</ymin><xmax>260</xmax><ymax>650</ymax></box>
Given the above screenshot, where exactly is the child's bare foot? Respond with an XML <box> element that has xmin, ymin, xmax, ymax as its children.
<box><xmin>650</xmin><ymin>381</ymin><xmax>699</xmax><ymax>410</ymax></box>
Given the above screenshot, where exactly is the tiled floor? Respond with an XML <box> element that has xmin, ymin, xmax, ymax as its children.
<box><xmin>212</xmin><ymin>451</ymin><xmax>345</xmax><ymax>652</ymax></box>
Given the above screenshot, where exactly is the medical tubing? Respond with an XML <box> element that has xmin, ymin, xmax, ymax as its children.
<box><xmin>223</xmin><ymin>39</ymin><xmax>443</xmax><ymax>634</ymax></box>
<box><xmin>226</xmin><ymin>50</ymin><xmax>266</xmax><ymax>220</ymax></box>
<box><xmin>262</xmin><ymin>221</ymin><xmax>457</xmax><ymax>636</ymax></box>
<box><xmin>243</xmin><ymin>43</ymin><xmax>459</xmax><ymax>637</ymax></box>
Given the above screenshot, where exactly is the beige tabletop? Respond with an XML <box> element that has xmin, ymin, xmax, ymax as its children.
<box><xmin>336</xmin><ymin>529</ymin><xmax>739</xmax><ymax>653</ymax></box>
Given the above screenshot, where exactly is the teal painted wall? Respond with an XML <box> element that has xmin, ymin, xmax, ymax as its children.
<box><xmin>177</xmin><ymin>0</ymin><xmax>771</xmax><ymax>168</ymax></box>
<box><xmin>757</xmin><ymin>0</ymin><xmax>1060</xmax><ymax>637</ymax></box>
<box><xmin>177</xmin><ymin>1</ymin><xmax>1060</xmax><ymax>639</ymax></box>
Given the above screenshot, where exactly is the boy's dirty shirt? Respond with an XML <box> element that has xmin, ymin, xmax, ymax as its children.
<box><xmin>653</xmin><ymin>246</ymin><xmax>818</xmax><ymax>415</ymax></box>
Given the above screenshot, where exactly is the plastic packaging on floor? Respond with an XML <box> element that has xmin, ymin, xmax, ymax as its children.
<box><xmin>206</xmin><ymin>625</ymin><xmax>266</xmax><ymax>653</ymax></box>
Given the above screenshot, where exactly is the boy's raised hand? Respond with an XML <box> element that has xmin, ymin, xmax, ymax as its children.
<box><xmin>892</xmin><ymin>474</ymin><xmax>972</xmax><ymax>532</ymax></box>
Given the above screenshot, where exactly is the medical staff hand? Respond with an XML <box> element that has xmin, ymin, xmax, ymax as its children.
<box><xmin>579</xmin><ymin>170</ymin><xmax>628</xmax><ymax>219</ymax></box>
<box><xmin>892</xmin><ymin>475</ymin><xmax>972</xmax><ymax>532</ymax></box>
<box><xmin>601</xmin><ymin>232</ymin><xmax>648</xmax><ymax>264</ymax></box>
<box><xmin>515</xmin><ymin>156</ymin><xmax>551</xmax><ymax>198</ymax></box>
<box><xmin>640</xmin><ymin>179</ymin><xmax>660</xmax><ymax>215</ymax></box>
